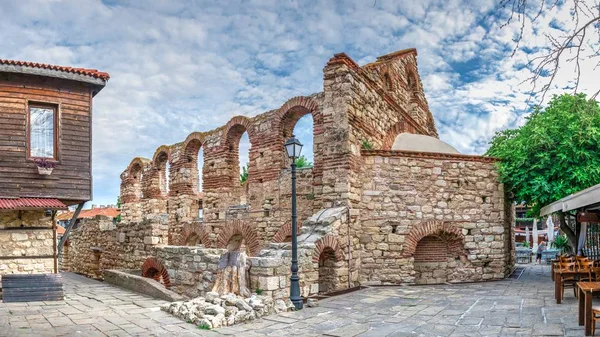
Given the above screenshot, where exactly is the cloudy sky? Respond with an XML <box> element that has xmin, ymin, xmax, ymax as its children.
<box><xmin>2</xmin><ymin>0</ymin><xmax>596</xmax><ymax>207</ymax></box>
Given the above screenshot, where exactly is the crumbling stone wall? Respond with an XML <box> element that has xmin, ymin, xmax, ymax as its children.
<box><xmin>0</xmin><ymin>210</ymin><xmax>55</xmax><ymax>276</ymax></box>
<box><xmin>357</xmin><ymin>151</ymin><xmax>511</xmax><ymax>284</ymax></box>
<box><xmin>66</xmin><ymin>48</ymin><xmax>515</xmax><ymax>295</ymax></box>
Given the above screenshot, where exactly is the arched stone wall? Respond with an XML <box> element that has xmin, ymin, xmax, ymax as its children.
<box><xmin>141</xmin><ymin>257</ymin><xmax>171</xmax><ymax>289</ymax></box>
<box><xmin>312</xmin><ymin>235</ymin><xmax>344</xmax><ymax>263</ymax></box>
<box><xmin>272</xmin><ymin>222</ymin><xmax>304</xmax><ymax>243</ymax></box>
<box><xmin>403</xmin><ymin>221</ymin><xmax>466</xmax><ymax>258</ymax></box>
<box><xmin>274</xmin><ymin>96</ymin><xmax>321</xmax><ymax>171</ymax></box>
<box><xmin>146</xmin><ymin>145</ymin><xmax>170</xmax><ymax>198</ymax></box>
<box><xmin>216</xmin><ymin>219</ymin><xmax>261</xmax><ymax>256</ymax></box>
<box><xmin>120</xmin><ymin>157</ymin><xmax>149</xmax><ymax>203</ymax></box>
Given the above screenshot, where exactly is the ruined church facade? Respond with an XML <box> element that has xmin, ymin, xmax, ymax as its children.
<box><xmin>65</xmin><ymin>49</ymin><xmax>515</xmax><ymax>298</ymax></box>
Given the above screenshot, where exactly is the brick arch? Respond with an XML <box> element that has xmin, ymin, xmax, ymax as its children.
<box><xmin>177</xmin><ymin>132</ymin><xmax>207</xmax><ymax>195</ymax></box>
<box><xmin>152</xmin><ymin>145</ymin><xmax>171</xmax><ymax>166</ymax></box>
<box><xmin>183</xmin><ymin>132</ymin><xmax>206</xmax><ymax>157</ymax></box>
<box><xmin>141</xmin><ymin>257</ymin><xmax>171</xmax><ymax>289</ymax></box>
<box><xmin>381</xmin><ymin>121</ymin><xmax>418</xmax><ymax>150</ymax></box>
<box><xmin>121</xmin><ymin>157</ymin><xmax>150</xmax><ymax>203</ymax></box>
<box><xmin>403</xmin><ymin>221</ymin><xmax>466</xmax><ymax>258</ymax></box>
<box><xmin>272</xmin><ymin>222</ymin><xmax>304</xmax><ymax>243</ymax></box>
<box><xmin>146</xmin><ymin>146</ymin><xmax>171</xmax><ymax>198</ymax></box>
<box><xmin>405</xmin><ymin>63</ymin><xmax>418</xmax><ymax>91</ymax></box>
<box><xmin>312</xmin><ymin>235</ymin><xmax>344</xmax><ymax>263</ymax></box>
<box><xmin>222</xmin><ymin>116</ymin><xmax>255</xmax><ymax>148</ymax></box>
<box><xmin>180</xmin><ymin>223</ymin><xmax>211</xmax><ymax>247</ymax></box>
<box><xmin>275</xmin><ymin>96</ymin><xmax>320</xmax><ymax>139</ymax></box>
<box><xmin>127</xmin><ymin>157</ymin><xmax>149</xmax><ymax>177</ymax></box>
<box><xmin>216</xmin><ymin>219</ymin><xmax>261</xmax><ymax>256</ymax></box>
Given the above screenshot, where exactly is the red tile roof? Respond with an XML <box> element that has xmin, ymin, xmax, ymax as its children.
<box><xmin>0</xmin><ymin>59</ymin><xmax>110</xmax><ymax>80</ymax></box>
<box><xmin>56</xmin><ymin>225</ymin><xmax>66</xmax><ymax>235</ymax></box>
<box><xmin>0</xmin><ymin>198</ymin><xmax>67</xmax><ymax>210</ymax></box>
<box><xmin>56</xmin><ymin>207</ymin><xmax>120</xmax><ymax>221</ymax></box>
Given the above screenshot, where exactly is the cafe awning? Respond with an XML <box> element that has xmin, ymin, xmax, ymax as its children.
<box><xmin>540</xmin><ymin>183</ymin><xmax>600</xmax><ymax>216</ymax></box>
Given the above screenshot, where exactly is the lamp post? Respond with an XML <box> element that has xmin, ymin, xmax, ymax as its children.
<box><xmin>284</xmin><ymin>135</ymin><xmax>303</xmax><ymax>310</ymax></box>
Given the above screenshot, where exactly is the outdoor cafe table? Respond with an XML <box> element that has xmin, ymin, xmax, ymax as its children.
<box><xmin>578</xmin><ymin>282</ymin><xmax>600</xmax><ymax>336</ymax></box>
<box><xmin>554</xmin><ymin>269</ymin><xmax>590</xmax><ymax>304</ymax></box>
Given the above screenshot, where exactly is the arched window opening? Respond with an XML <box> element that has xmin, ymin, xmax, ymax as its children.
<box><xmin>155</xmin><ymin>152</ymin><xmax>169</xmax><ymax>196</ymax></box>
<box><xmin>413</xmin><ymin>234</ymin><xmax>465</xmax><ymax>284</ymax></box>
<box><xmin>239</xmin><ymin>131</ymin><xmax>250</xmax><ymax>185</ymax></box>
<box><xmin>383</xmin><ymin>73</ymin><xmax>392</xmax><ymax>91</ymax></box>
<box><xmin>292</xmin><ymin>114</ymin><xmax>314</xmax><ymax>168</ymax></box>
<box><xmin>281</xmin><ymin>107</ymin><xmax>314</xmax><ymax>169</ymax></box>
<box><xmin>130</xmin><ymin>163</ymin><xmax>144</xmax><ymax>200</ymax></box>
<box><xmin>184</xmin><ymin>139</ymin><xmax>203</xmax><ymax>195</ymax></box>
<box><xmin>318</xmin><ymin>248</ymin><xmax>338</xmax><ymax>294</ymax></box>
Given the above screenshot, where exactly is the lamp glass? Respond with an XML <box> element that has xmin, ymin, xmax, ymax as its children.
<box><xmin>284</xmin><ymin>136</ymin><xmax>303</xmax><ymax>160</ymax></box>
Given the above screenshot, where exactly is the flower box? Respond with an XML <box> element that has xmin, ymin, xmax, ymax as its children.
<box><xmin>37</xmin><ymin>166</ymin><xmax>54</xmax><ymax>175</ymax></box>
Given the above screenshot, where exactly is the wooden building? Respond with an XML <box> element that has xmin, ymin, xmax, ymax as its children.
<box><xmin>0</xmin><ymin>59</ymin><xmax>108</xmax><ymax>279</ymax></box>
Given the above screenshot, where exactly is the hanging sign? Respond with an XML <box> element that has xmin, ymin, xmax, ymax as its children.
<box><xmin>577</xmin><ymin>212</ymin><xmax>600</xmax><ymax>223</ymax></box>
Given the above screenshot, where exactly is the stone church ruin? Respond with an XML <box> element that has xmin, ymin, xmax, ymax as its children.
<box><xmin>64</xmin><ymin>48</ymin><xmax>515</xmax><ymax>304</ymax></box>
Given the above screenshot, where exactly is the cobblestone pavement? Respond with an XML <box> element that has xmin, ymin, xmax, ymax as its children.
<box><xmin>0</xmin><ymin>266</ymin><xmax>585</xmax><ymax>336</ymax></box>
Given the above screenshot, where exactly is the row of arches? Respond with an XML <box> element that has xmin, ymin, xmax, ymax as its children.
<box><xmin>122</xmin><ymin>96</ymin><xmax>319</xmax><ymax>202</ymax></box>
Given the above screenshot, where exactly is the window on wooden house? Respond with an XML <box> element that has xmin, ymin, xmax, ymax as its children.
<box><xmin>29</xmin><ymin>104</ymin><xmax>57</xmax><ymax>159</ymax></box>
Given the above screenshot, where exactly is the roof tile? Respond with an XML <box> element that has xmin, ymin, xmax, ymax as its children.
<box><xmin>0</xmin><ymin>59</ymin><xmax>110</xmax><ymax>80</ymax></box>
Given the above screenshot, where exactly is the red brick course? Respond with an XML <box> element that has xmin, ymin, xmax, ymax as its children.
<box><xmin>216</xmin><ymin>219</ymin><xmax>261</xmax><ymax>256</ymax></box>
<box><xmin>141</xmin><ymin>257</ymin><xmax>171</xmax><ymax>289</ymax></box>
<box><xmin>312</xmin><ymin>235</ymin><xmax>344</xmax><ymax>263</ymax></box>
<box><xmin>403</xmin><ymin>221</ymin><xmax>466</xmax><ymax>258</ymax></box>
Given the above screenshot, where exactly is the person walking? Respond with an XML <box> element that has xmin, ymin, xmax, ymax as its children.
<box><xmin>536</xmin><ymin>241</ymin><xmax>547</xmax><ymax>264</ymax></box>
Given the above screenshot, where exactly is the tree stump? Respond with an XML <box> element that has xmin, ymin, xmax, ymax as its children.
<box><xmin>211</xmin><ymin>251</ymin><xmax>251</xmax><ymax>297</ymax></box>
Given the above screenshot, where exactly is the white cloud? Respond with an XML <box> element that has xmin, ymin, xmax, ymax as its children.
<box><xmin>1</xmin><ymin>0</ymin><xmax>594</xmax><ymax>205</ymax></box>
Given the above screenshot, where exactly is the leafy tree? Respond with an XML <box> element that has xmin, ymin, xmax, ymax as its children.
<box><xmin>486</xmin><ymin>93</ymin><xmax>600</xmax><ymax>247</ymax></box>
<box><xmin>240</xmin><ymin>163</ymin><xmax>249</xmax><ymax>184</ymax></box>
<box><xmin>295</xmin><ymin>155</ymin><xmax>313</xmax><ymax>168</ymax></box>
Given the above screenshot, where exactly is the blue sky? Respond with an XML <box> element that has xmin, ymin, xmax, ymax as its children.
<box><xmin>1</xmin><ymin>0</ymin><xmax>594</xmax><ymax>207</ymax></box>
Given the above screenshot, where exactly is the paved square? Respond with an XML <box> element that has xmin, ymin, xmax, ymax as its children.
<box><xmin>0</xmin><ymin>266</ymin><xmax>584</xmax><ymax>336</ymax></box>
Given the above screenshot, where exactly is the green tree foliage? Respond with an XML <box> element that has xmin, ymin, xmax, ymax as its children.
<box><xmin>240</xmin><ymin>163</ymin><xmax>249</xmax><ymax>184</ymax></box>
<box><xmin>487</xmin><ymin>93</ymin><xmax>600</xmax><ymax>246</ymax></box>
<box><xmin>295</xmin><ymin>155</ymin><xmax>313</xmax><ymax>168</ymax></box>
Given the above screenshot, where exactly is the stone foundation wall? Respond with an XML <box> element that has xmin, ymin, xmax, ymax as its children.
<box><xmin>0</xmin><ymin>210</ymin><xmax>55</xmax><ymax>276</ymax></box>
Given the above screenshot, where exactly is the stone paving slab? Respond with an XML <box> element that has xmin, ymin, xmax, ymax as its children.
<box><xmin>0</xmin><ymin>266</ymin><xmax>587</xmax><ymax>336</ymax></box>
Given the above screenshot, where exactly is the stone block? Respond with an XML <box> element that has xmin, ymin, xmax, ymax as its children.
<box><xmin>144</xmin><ymin>236</ymin><xmax>160</xmax><ymax>245</ymax></box>
<box><xmin>258</xmin><ymin>276</ymin><xmax>280</xmax><ymax>291</ymax></box>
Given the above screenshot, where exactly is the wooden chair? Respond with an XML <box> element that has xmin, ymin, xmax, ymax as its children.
<box><xmin>579</xmin><ymin>261</ymin><xmax>596</xmax><ymax>282</ymax></box>
<box><xmin>559</xmin><ymin>262</ymin><xmax>578</xmax><ymax>300</ymax></box>
<box><xmin>560</xmin><ymin>255</ymin><xmax>575</xmax><ymax>263</ymax></box>
<box><xmin>592</xmin><ymin>306</ymin><xmax>600</xmax><ymax>336</ymax></box>
<box><xmin>588</xmin><ymin>267</ymin><xmax>600</xmax><ymax>282</ymax></box>
<box><xmin>577</xmin><ymin>256</ymin><xmax>590</xmax><ymax>267</ymax></box>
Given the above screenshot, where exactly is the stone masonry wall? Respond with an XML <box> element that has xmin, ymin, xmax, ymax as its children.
<box><xmin>66</xmin><ymin>49</ymin><xmax>515</xmax><ymax>296</ymax></box>
<box><xmin>357</xmin><ymin>151</ymin><xmax>513</xmax><ymax>284</ymax></box>
<box><xmin>0</xmin><ymin>210</ymin><xmax>55</xmax><ymax>276</ymax></box>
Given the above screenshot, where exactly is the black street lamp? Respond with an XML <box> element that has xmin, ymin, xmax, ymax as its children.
<box><xmin>284</xmin><ymin>135</ymin><xmax>303</xmax><ymax>310</ymax></box>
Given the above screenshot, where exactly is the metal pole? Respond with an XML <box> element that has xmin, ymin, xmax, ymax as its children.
<box><xmin>289</xmin><ymin>161</ymin><xmax>303</xmax><ymax>310</ymax></box>
<box><xmin>57</xmin><ymin>202</ymin><xmax>84</xmax><ymax>255</ymax></box>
